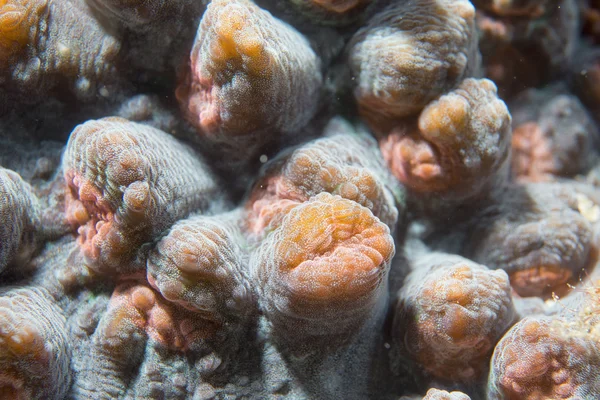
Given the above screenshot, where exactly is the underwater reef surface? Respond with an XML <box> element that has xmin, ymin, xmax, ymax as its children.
<box><xmin>1</xmin><ymin>0</ymin><xmax>600</xmax><ymax>398</ymax></box>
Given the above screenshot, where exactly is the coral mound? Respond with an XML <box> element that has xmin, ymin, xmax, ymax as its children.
<box><xmin>2</xmin><ymin>0</ymin><xmax>600</xmax><ymax>398</ymax></box>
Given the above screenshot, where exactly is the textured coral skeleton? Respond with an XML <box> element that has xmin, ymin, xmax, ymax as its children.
<box><xmin>1</xmin><ymin>0</ymin><xmax>600</xmax><ymax>399</ymax></box>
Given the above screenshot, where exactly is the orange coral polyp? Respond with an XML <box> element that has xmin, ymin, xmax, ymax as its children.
<box><xmin>381</xmin><ymin>131</ymin><xmax>447</xmax><ymax>192</ymax></box>
<box><xmin>277</xmin><ymin>193</ymin><xmax>393</xmax><ymax>301</ymax></box>
<box><xmin>107</xmin><ymin>283</ymin><xmax>219</xmax><ymax>352</ymax></box>
<box><xmin>210</xmin><ymin>9</ymin><xmax>271</xmax><ymax>75</ymax></box>
<box><xmin>509</xmin><ymin>265</ymin><xmax>573</xmax><ymax>298</ymax></box>
<box><xmin>0</xmin><ymin>1</ymin><xmax>29</xmax><ymax>52</ymax></box>
<box><xmin>65</xmin><ymin>171</ymin><xmax>135</xmax><ymax>269</ymax></box>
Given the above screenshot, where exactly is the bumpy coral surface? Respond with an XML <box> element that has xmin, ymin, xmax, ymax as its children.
<box><xmin>1</xmin><ymin>0</ymin><xmax>122</xmax><ymax>99</ymax></box>
<box><xmin>477</xmin><ymin>0</ymin><xmax>579</xmax><ymax>96</ymax></box>
<box><xmin>252</xmin><ymin>192</ymin><xmax>394</xmax><ymax>348</ymax></box>
<box><xmin>348</xmin><ymin>0</ymin><xmax>479</xmax><ymax>130</ymax></box>
<box><xmin>177</xmin><ymin>0</ymin><xmax>322</xmax><ymax>170</ymax></box>
<box><xmin>380</xmin><ymin>78</ymin><xmax>511</xmax><ymax>203</ymax></box>
<box><xmin>463</xmin><ymin>183</ymin><xmax>598</xmax><ymax>298</ymax></box>
<box><xmin>62</xmin><ymin>117</ymin><xmax>225</xmax><ymax>275</ymax></box>
<box><xmin>0</xmin><ymin>167</ymin><xmax>41</xmax><ymax>273</ymax></box>
<box><xmin>147</xmin><ymin>211</ymin><xmax>253</xmax><ymax>323</ymax></box>
<box><xmin>394</xmin><ymin>252</ymin><xmax>516</xmax><ymax>382</ymax></box>
<box><xmin>0</xmin><ymin>287</ymin><xmax>71</xmax><ymax>400</ymax></box>
<box><xmin>246</xmin><ymin>119</ymin><xmax>403</xmax><ymax>236</ymax></box>
<box><xmin>509</xmin><ymin>85</ymin><xmax>599</xmax><ymax>182</ymax></box>
<box><xmin>487</xmin><ymin>315</ymin><xmax>600</xmax><ymax>399</ymax></box>
<box><xmin>2</xmin><ymin>0</ymin><xmax>600</xmax><ymax>398</ymax></box>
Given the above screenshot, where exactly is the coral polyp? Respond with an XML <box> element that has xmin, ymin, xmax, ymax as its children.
<box><xmin>2</xmin><ymin>0</ymin><xmax>600</xmax><ymax>398</ymax></box>
<box><xmin>348</xmin><ymin>0</ymin><xmax>479</xmax><ymax>130</ymax></box>
<box><xmin>177</xmin><ymin>0</ymin><xmax>322</xmax><ymax>173</ymax></box>
<box><xmin>380</xmin><ymin>78</ymin><xmax>511</xmax><ymax>202</ymax></box>
<box><xmin>393</xmin><ymin>252</ymin><xmax>517</xmax><ymax>383</ymax></box>
<box><xmin>251</xmin><ymin>192</ymin><xmax>393</xmax><ymax>350</ymax></box>
<box><xmin>63</xmin><ymin>117</ymin><xmax>225</xmax><ymax>274</ymax></box>
<box><xmin>0</xmin><ymin>0</ymin><xmax>30</xmax><ymax>63</ymax></box>
<box><xmin>0</xmin><ymin>287</ymin><xmax>71</xmax><ymax>400</ymax></box>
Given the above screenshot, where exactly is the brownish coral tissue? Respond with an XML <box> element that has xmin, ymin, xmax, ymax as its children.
<box><xmin>2</xmin><ymin>0</ymin><xmax>600</xmax><ymax>399</ymax></box>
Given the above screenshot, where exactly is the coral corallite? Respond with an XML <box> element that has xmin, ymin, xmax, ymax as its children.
<box><xmin>393</xmin><ymin>253</ymin><xmax>517</xmax><ymax>382</ymax></box>
<box><xmin>71</xmin><ymin>282</ymin><xmax>221</xmax><ymax>399</ymax></box>
<box><xmin>245</xmin><ymin>125</ymin><xmax>402</xmax><ymax>238</ymax></box>
<box><xmin>252</xmin><ymin>192</ymin><xmax>394</xmax><ymax>347</ymax></box>
<box><xmin>0</xmin><ymin>287</ymin><xmax>71</xmax><ymax>400</ymax></box>
<box><xmin>147</xmin><ymin>211</ymin><xmax>254</xmax><ymax>323</ymax></box>
<box><xmin>380</xmin><ymin>78</ymin><xmax>512</xmax><ymax>200</ymax></box>
<box><xmin>0</xmin><ymin>167</ymin><xmax>41</xmax><ymax>273</ymax></box>
<box><xmin>1</xmin><ymin>0</ymin><xmax>122</xmax><ymax>98</ymax></box>
<box><xmin>0</xmin><ymin>0</ymin><xmax>31</xmax><ymax>64</ymax></box>
<box><xmin>487</xmin><ymin>316</ymin><xmax>600</xmax><ymax>399</ymax></box>
<box><xmin>62</xmin><ymin>117</ymin><xmax>225</xmax><ymax>274</ymax></box>
<box><xmin>348</xmin><ymin>0</ymin><xmax>479</xmax><ymax>130</ymax></box>
<box><xmin>177</xmin><ymin>0</ymin><xmax>322</xmax><ymax>142</ymax></box>
<box><xmin>464</xmin><ymin>183</ymin><xmax>597</xmax><ymax>298</ymax></box>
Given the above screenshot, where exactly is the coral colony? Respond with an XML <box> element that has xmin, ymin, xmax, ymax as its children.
<box><xmin>3</xmin><ymin>0</ymin><xmax>600</xmax><ymax>399</ymax></box>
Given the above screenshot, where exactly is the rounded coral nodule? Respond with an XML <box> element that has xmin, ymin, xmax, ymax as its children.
<box><xmin>464</xmin><ymin>183</ymin><xmax>597</xmax><ymax>298</ymax></box>
<box><xmin>509</xmin><ymin>90</ymin><xmax>599</xmax><ymax>182</ymax></box>
<box><xmin>62</xmin><ymin>117</ymin><xmax>224</xmax><ymax>274</ymax></box>
<box><xmin>105</xmin><ymin>283</ymin><xmax>219</xmax><ymax>352</ymax></box>
<box><xmin>487</xmin><ymin>316</ymin><xmax>600</xmax><ymax>399</ymax></box>
<box><xmin>0</xmin><ymin>167</ymin><xmax>41</xmax><ymax>274</ymax></box>
<box><xmin>0</xmin><ymin>0</ymin><xmax>32</xmax><ymax>64</ymax></box>
<box><xmin>177</xmin><ymin>0</ymin><xmax>322</xmax><ymax>142</ymax></box>
<box><xmin>1</xmin><ymin>0</ymin><xmax>122</xmax><ymax>99</ymax></box>
<box><xmin>394</xmin><ymin>254</ymin><xmax>516</xmax><ymax>382</ymax></box>
<box><xmin>348</xmin><ymin>0</ymin><xmax>479</xmax><ymax>130</ymax></box>
<box><xmin>246</xmin><ymin>123</ymin><xmax>402</xmax><ymax>238</ymax></box>
<box><xmin>0</xmin><ymin>287</ymin><xmax>71</xmax><ymax>400</ymax></box>
<box><xmin>381</xmin><ymin>78</ymin><xmax>511</xmax><ymax>200</ymax></box>
<box><xmin>147</xmin><ymin>212</ymin><xmax>254</xmax><ymax>323</ymax></box>
<box><xmin>253</xmin><ymin>192</ymin><xmax>394</xmax><ymax>344</ymax></box>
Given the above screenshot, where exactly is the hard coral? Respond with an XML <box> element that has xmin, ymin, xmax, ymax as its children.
<box><xmin>380</xmin><ymin>79</ymin><xmax>511</xmax><ymax>204</ymax></box>
<box><xmin>423</xmin><ymin>388</ymin><xmax>472</xmax><ymax>400</ymax></box>
<box><xmin>71</xmin><ymin>282</ymin><xmax>221</xmax><ymax>398</ymax></box>
<box><xmin>0</xmin><ymin>0</ymin><xmax>31</xmax><ymax>64</ymax></box>
<box><xmin>0</xmin><ymin>287</ymin><xmax>71</xmax><ymax>400</ymax></box>
<box><xmin>147</xmin><ymin>211</ymin><xmax>254</xmax><ymax>323</ymax></box>
<box><xmin>487</xmin><ymin>315</ymin><xmax>600</xmax><ymax>399</ymax></box>
<box><xmin>246</xmin><ymin>118</ymin><xmax>403</xmax><ymax>238</ymax></box>
<box><xmin>509</xmin><ymin>85</ymin><xmax>599</xmax><ymax>182</ymax></box>
<box><xmin>463</xmin><ymin>183</ymin><xmax>598</xmax><ymax>298</ymax></box>
<box><xmin>177</xmin><ymin>0</ymin><xmax>322</xmax><ymax>166</ymax></box>
<box><xmin>0</xmin><ymin>167</ymin><xmax>41</xmax><ymax>274</ymax></box>
<box><xmin>63</xmin><ymin>117</ymin><xmax>226</xmax><ymax>275</ymax></box>
<box><xmin>393</xmin><ymin>253</ymin><xmax>516</xmax><ymax>382</ymax></box>
<box><xmin>1</xmin><ymin>0</ymin><xmax>122</xmax><ymax>99</ymax></box>
<box><xmin>477</xmin><ymin>0</ymin><xmax>579</xmax><ymax>97</ymax></box>
<box><xmin>85</xmin><ymin>0</ymin><xmax>179</xmax><ymax>28</ymax></box>
<box><xmin>401</xmin><ymin>388</ymin><xmax>472</xmax><ymax>400</ymax></box>
<box><xmin>252</xmin><ymin>192</ymin><xmax>394</xmax><ymax>349</ymax></box>
<box><xmin>3</xmin><ymin>0</ymin><xmax>600</xmax><ymax>397</ymax></box>
<box><xmin>473</xmin><ymin>0</ymin><xmax>550</xmax><ymax>17</ymax></box>
<box><xmin>348</xmin><ymin>0</ymin><xmax>480</xmax><ymax>131</ymax></box>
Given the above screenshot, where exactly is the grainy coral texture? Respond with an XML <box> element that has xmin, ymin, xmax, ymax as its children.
<box><xmin>2</xmin><ymin>0</ymin><xmax>600</xmax><ymax>399</ymax></box>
